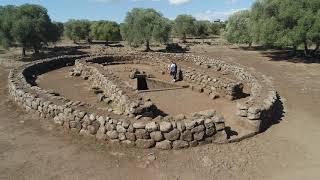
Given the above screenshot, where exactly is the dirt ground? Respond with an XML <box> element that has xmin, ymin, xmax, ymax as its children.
<box><xmin>0</xmin><ymin>45</ymin><xmax>320</xmax><ymax>180</ymax></box>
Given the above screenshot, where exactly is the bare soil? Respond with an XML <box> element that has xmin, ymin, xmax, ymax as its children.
<box><xmin>0</xmin><ymin>45</ymin><xmax>320</xmax><ymax>180</ymax></box>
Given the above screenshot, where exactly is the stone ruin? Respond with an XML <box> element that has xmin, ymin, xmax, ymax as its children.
<box><xmin>7</xmin><ymin>52</ymin><xmax>280</xmax><ymax>150</ymax></box>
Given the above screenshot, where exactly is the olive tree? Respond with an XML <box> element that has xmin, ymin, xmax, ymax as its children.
<box><xmin>224</xmin><ymin>10</ymin><xmax>253</xmax><ymax>47</ymax></box>
<box><xmin>90</xmin><ymin>21</ymin><xmax>121</xmax><ymax>45</ymax></box>
<box><xmin>65</xmin><ymin>20</ymin><xmax>91</xmax><ymax>43</ymax></box>
<box><xmin>250</xmin><ymin>0</ymin><xmax>320</xmax><ymax>56</ymax></box>
<box><xmin>174</xmin><ymin>15</ymin><xmax>196</xmax><ymax>42</ymax></box>
<box><xmin>121</xmin><ymin>8</ymin><xmax>171</xmax><ymax>51</ymax></box>
<box><xmin>0</xmin><ymin>4</ymin><xmax>60</xmax><ymax>56</ymax></box>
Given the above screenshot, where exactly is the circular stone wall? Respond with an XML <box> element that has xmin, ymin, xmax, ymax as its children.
<box><xmin>8</xmin><ymin>53</ymin><xmax>280</xmax><ymax>150</ymax></box>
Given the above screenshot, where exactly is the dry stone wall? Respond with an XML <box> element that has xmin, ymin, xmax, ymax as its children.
<box><xmin>8</xmin><ymin>55</ymin><xmax>230</xmax><ymax>150</ymax></box>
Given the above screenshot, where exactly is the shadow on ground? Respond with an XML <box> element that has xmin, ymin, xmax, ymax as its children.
<box><xmin>232</xmin><ymin>46</ymin><xmax>320</xmax><ymax>64</ymax></box>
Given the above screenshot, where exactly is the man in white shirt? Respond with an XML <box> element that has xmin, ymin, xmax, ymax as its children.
<box><xmin>169</xmin><ymin>61</ymin><xmax>178</xmax><ymax>82</ymax></box>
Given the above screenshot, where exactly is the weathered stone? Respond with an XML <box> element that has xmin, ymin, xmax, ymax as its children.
<box><xmin>118</xmin><ymin>133</ymin><xmax>126</xmax><ymax>141</ymax></box>
<box><xmin>159</xmin><ymin>121</ymin><xmax>172</xmax><ymax>132</ymax></box>
<box><xmin>191</xmin><ymin>125</ymin><xmax>205</xmax><ymax>133</ymax></box>
<box><xmin>172</xmin><ymin>140</ymin><xmax>189</xmax><ymax>149</ymax></box>
<box><xmin>135</xmin><ymin>129</ymin><xmax>150</xmax><ymax>139</ymax></box>
<box><xmin>198</xmin><ymin>110</ymin><xmax>216</xmax><ymax>118</ymax></box>
<box><xmin>193</xmin><ymin>131</ymin><xmax>205</xmax><ymax>141</ymax></box>
<box><xmin>125</xmin><ymin>132</ymin><xmax>136</xmax><ymax>141</ymax></box>
<box><xmin>164</xmin><ymin>129</ymin><xmax>180</xmax><ymax>141</ymax></box>
<box><xmin>96</xmin><ymin>127</ymin><xmax>106</xmax><ymax>140</ymax></box>
<box><xmin>106</xmin><ymin>123</ymin><xmax>116</xmax><ymax>131</ymax></box>
<box><xmin>189</xmin><ymin>140</ymin><xmax>198</xmax><ymax>147</ymax></box>
<box><xmin>133</xmin><ymin>121</ymin><xmax>146</xmax><ymax>129</ymax></box>
<box><xmin>122</xmin><ymin>120</ymin><xmax>130</xmax><ymax>128</ymax></box>
<box><xmin>116</xmin><ymin>125</ymin><xmax>126</xmax><ymax>133</ymax></box>
<box><xmin>184</xmin><ymin>120</ymin><xmax>196</xmax><ymax>130</ymax></box>
<box><xmin>106</xmin><ymin>130</ymin><xmax>118</xmax><ymax>139</ymax></box>
<box><xmin>204</xmin><ymin>119</ymin><xmax>215</xmax><ymax>128</ymax></box>
<box><xmin>215</xmin><ymin>122</ymin><xmax>225</xmax><ymax>131</ymax></box>
<box><xmin>121</xmin><ymin>140</ymin><xmax>135</xmax><ymax>147</ymax></box>
<box><xmin>155</xmin><ymin>140</ymin><xmax>172</xmax><ymax>150</ymax></box>
<box><xmin>174</xmin><ymin>114</ymin><xmax>186</xmax><ymax>121</ymax></box>
<box><xmin>176</xmin><ymin>121</ymin><xmax>186</xmax><ymax>132</ymax></box>
<box><xmin>145</xmin><ymin>122</ymin><xmax>159</xmax><ymax>132</ymax></box>
<box><xmin>88</xmin><ymin>125</ymin><xmax>98</xmax><ymax>134</ymax></box>
<box><xmin>181</xmin><ymin>130</ymin><xmax>193</xmax><ymax>142</ymax></box>
<box><xmin>209</xmin><ymin>93</ymin><xmax>219</xmax><ymax>100</ymax></box>
<box><xmin>206</xmin><ymin>127</ymin><xmax>216</xmax><ymax>136</ymax></box>
<box><xmin>135</xmin><ymin>139</ymin><xmax>155</xmax><ymax>149</ymax></box>
<box><xmin>69</xmin><ymin>121</ymin><xmax>77</xmax><ymax>128</ymax></box>
<box><xmin>150</xmin><ymin>131</ymin><xmax>164</xmax><ymax>142</ymax></box>
<box><xmin>237</xmin><ymin>110</ymin><xmax>248</xmax><ymax>117</ymax></box>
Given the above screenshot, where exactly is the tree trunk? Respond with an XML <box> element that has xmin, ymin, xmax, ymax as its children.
<box><xmin>182</xmin><ymin>34</ymin><xmax>187</xmax><ymax>43</ymax></box>
<box><xmin>249</xmin><ymin>42</ymin><xmax>252</xmax><ymax>48</ymax></box>
<box><xmin>304</xmin><ymin>41</ymin><xmax>309</xmax><ymax>56</ymax></box>
<box><xmin>105</xmin><ymin>39</ymin><xmax>109</xmax><ymax>46</ymax></box>
<box><xmin>145</xmin><ymin>40</ymin><xmax>151</xmax><ymax>52</ymax></box>
<box><xmin>22</xmin><ymin>47</ymin><xmax>26</xmax><ymax>57</ymax></box>
<box><xmin>292</xmin><ymin>45</ymin><xmax>297</xmax><ymax>56</ymax></box>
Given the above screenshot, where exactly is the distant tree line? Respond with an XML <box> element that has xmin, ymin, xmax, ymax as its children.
<box><xmin>225</xmin><ymin>0</ymin><xmax>320</xmax><ymax>56</ymax></box>
<box><xmin>0</xmin><ymin>4</ymin><xmax>227</xmax><ymax>55</ymax></box>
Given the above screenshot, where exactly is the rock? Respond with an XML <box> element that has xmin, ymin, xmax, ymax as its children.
<box><xmin>116</xmin><ymin>125</ymin><xmax>126</xmax><ymax>133</ymax></box>
<box><xmin>198</xmin><ymin>110</ymin><xmax>216</xmax><ymax>118</ymax></box>
<box><xmin>150</xmin><ymin>131</ymin><xmax>164</xmax><ymax>142</ymax></box>
<box><xmin>181</xmin><ymin>130</ymin><xmax>193</xmax><ymax>142</ymax></box>
<box><xmin>96</xmin><ymin>127</ymin><xmax>106</xmax><ymax>140</ymax></box>
<box><xmin>159</xmin><ymin>121</ymin><xmax>172</xmax><ymax>132</ymax></box>
<box><xmin>88</xmin><ymin>125</ymin><xmax>98</xmax><ymax>135</ymax></box>
<box><xmin>106</xmin><ymin>130</ymin><xmax>118</xmax><ymax>139</ymax></box>
<box><xmin>164</xmin><ymin>129</ymin><xmax>180</xmax><ymax>141</ymax></box>
<box><xmin>185</xmin><ymin>120</ymin><xmax>196</xmax><ymax>130</ymax></box>
<box><xmin>172</xmin><ymin>140</ymin><xmax>189</xmax><ymax>149</ymax></box>
<box><xmin>125</xmin><ymin>132</ymin><xmax>136</xmax><ymax>141</ymax></box>
<box><xmin>118</xmin><ymin>133</ymin><xmax>126</xmax><ymax>141</ymax></box>
<box><xmin>156</xmin><ymin>140</ymin><xmax>172</xmax><ymax>150</ymax></box>
<box><xmin>237</xmin><ymin>110</ymin><xmax>248</xmax><ymax>117</ymax></box>
<box><xmin>135</xmin><ymin>129</ymin><xmax>150</xmax><ymax>139</ymax></box>
<box><xmin>215</xmin><ymin>122</ymin><xmax>225</xmax><ymax>131</ymax></box>
<box><xmin>133</xmin><ymin>121</ymin><xmax>146</xmax><ymax>129</ymax></box>
<box><xmin>191</xmin><ymin>125</ymin><xmax>205</xmax><ymax>133</ymax></box>
<box><xmin>122</xmin><ymin>120</ymin><xmax>130</xmax><ymax>128</ymax></box>
<box><xmin>189</xmin><ymin>140</ymin><xmax>198</xmax><ymax>147</ymax></box>
<box><xmin>145</xmin><ymin>122</ymin><xmax>159</xmax><ymax>132</ymax></box>
<box><xmin>193</xmin><ymin>131</ymin><xmax>205</xmax><ymax>141</ymax></box>
<box><xmin>121</xmin><ymin>140</ymin><xmax>135</xmax><ymax>147</ymax></box>
<box><xmin>209</xmin><ymin>93</ymin><xmax>219</xmax><ymax>100</ymax></box>
<box><xmin>106</xmin><ymin>123</ymin><xmax>116</xmax><ymax>131</ymax></box>
<box><xmin>204</xmin><ymin>119</ymin><xmax>215</xmax><ymax>128</ymax></box>
<box><xmin>135</xmin><ymin>139</ymin><xmax>155</xmax><ymax>149</ymax></box>
<box><xmin>177</xmin><ymin>121</ymin><xmax>186</xmax><ymax>132</ymax></box>
<box><xmin>206</xmin><ymin>127</ymin><xmax>216</xmax><ymax>136</ymax></box>
<box><xmin>174</xmin><ymin>114</ymin><xmax>186</xmax><ymax>121</ymax></box>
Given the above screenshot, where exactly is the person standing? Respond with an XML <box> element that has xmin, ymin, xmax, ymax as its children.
<box><xmin>169</xmin><ymin>61</ymin><xmax>178</xmax><ymax>82</ymax></box>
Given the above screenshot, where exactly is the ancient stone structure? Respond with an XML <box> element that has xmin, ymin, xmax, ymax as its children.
<box><xmin>8</xmin><ymin>52</ymin><xmax>279</xmax><ymax>150</ymax></box>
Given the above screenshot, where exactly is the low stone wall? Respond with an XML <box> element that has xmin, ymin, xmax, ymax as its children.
<box><xmin>8</xmin><ymin>55</ymin><xmax>229</xmax><ymax>150</ymax></box>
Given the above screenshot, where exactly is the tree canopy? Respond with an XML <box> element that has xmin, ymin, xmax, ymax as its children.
<box><xmin>174</xmin><ymin>15</ymin><xmax>197</xmax><ymax>42</ymax></box>
<box><xmin>226</xmin><ymin>0</ymin><xmax>320</xmax><ymax>56</ymax></box>
<box><xmin>90</xmin><ymin>21</ymin><xmax>121</xmax><ymax>45</ymax></box>
<box><xmin>0</xmin><ymin>4</ymin><xmax>62</xmax><ymax>56</ymax></box>
<box><xmin>65</xmin><ymin>20</ymin><xmax>91</xmax><ymax>43</ymax></box>
<box><xmin>224</xmin><ymin>10</ymin><xmax>253</xmax><ymax>47</ymax></box>
<box><xmin>121</xmin><ymin>8</ymin><xmax>171</xmax><ymax>51</ymax></box>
